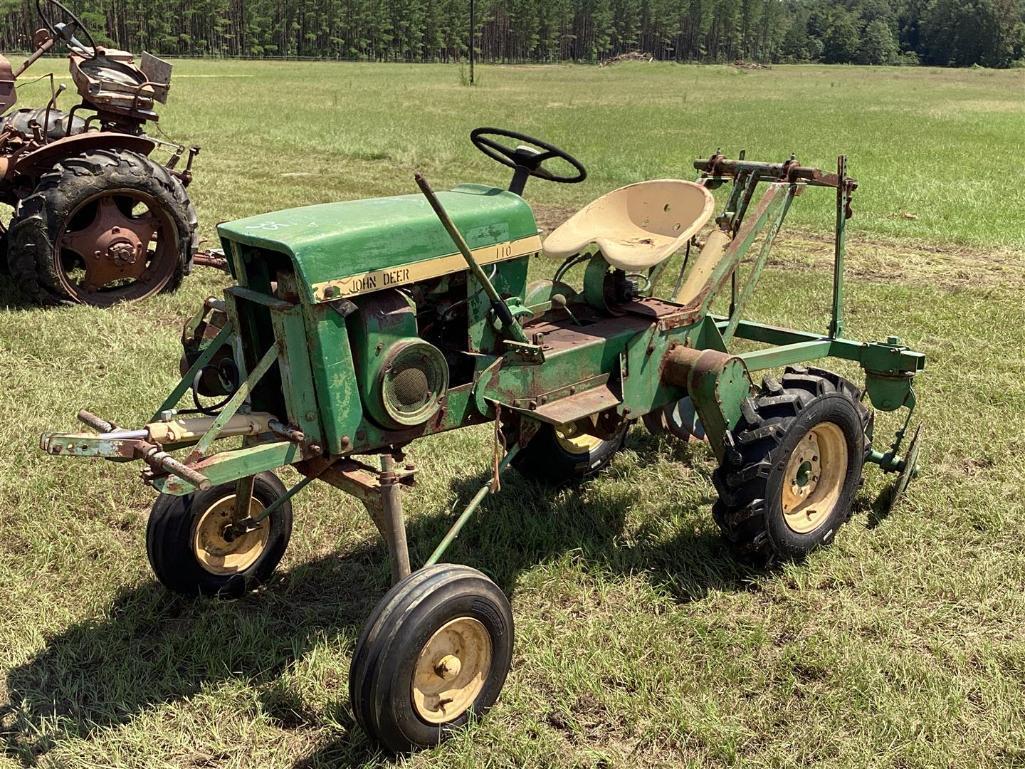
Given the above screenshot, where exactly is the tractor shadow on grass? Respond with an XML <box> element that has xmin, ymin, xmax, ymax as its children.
<box><xmin>0</xmin><ymin>544</ymin><xmax>394</xmax><ymax>766</ymax></box>
<box><xmin>1</xmin><ymin>433</ymin><xmax>765</xmax><ymax>767</ymax></box>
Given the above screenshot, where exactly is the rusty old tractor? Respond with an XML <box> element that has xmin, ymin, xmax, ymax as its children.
<box><xmin>42</xmin><ymin>128</ymin><xmax>925</xmax><ymax>751</ymax></box>
<box><xmin>1</xmin><ymin>0</ymin><xmax>199</xmax><ymax>306</ymax></box>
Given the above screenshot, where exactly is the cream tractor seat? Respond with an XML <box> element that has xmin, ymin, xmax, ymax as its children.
<box><xmin>543</xmin><ymin>179</ymin><xmax>715</xmax><ymax>271</ymax></box>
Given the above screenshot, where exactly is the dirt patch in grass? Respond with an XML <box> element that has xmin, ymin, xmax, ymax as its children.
<box><xmin>772</xmin><ymin>229</ymin><xmax>1025</xmax><ymax>291</ymax></box>
<box><xmin>534</xmin><ymin>204</ymin><xmax>1024</xmax><ymax>292</ymax></box>
<box><xmin>533</xmin><ymin>204</ymin><xmax>578</xmax><ymax>236</ymax></box>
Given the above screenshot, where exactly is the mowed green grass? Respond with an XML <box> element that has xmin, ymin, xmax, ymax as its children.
<box><xmin>1</xmin><ymin>62</ymin><xmax>1024</xmax><ymax>768</ymax></box>
<box><xmin>9</xmin><ymin>59</ymin><xmax>1024</xmax><ymax>248</ymax></box>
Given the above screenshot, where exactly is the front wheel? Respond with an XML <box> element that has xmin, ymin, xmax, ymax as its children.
<box><xmin>146</xmin><ymin>472</ymin><xmax>293</xmax><ymax>597</ymax></box>
<box><xmin>712</xmin><ymin>366</ymin><xmax>872</xmax><ymax>559</ymax></box>
<box><xmin>349</xmin><ymin>564</ymin><xmax>514</xmax><ymax>753</ymax></box>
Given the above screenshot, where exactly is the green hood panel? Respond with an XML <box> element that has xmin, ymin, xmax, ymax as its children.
<box><xmin>217</xmin><ymin>183</ymin><xmax>540</xmax><ymax>303</ymax></box>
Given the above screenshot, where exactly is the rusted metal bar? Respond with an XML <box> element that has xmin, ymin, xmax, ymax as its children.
<box><xmin>141</xmin><ymin>445</ymin><xmax>211</xmax><ymax>490</ymax></box>
<box><xmin>192</xmin><ymin>249</ymin><xmax>229</xmax><ymax>271</ymax></box>
<box><xmin>77</xmin><ymin>410</ymin><xmax>116</xmax><ymax>433</ymax></box>
<box><xmin>379</xmin><ymin>454</ymin><xmax>411</xmax><ymax>582</ymax></box>
<box><xmin>694</xmin><ymin>154</ymin><xmax>853</xmax><ymax>189</ymax></box>
<box><xmin>12</xmin><ymin>37</ymin><xmax>55</xmax><ymax>78</ymax></box>
<box><xmin>268</xmin><ymin>419</ymin><xmax>305</xmax><ymax>444</ymax></box>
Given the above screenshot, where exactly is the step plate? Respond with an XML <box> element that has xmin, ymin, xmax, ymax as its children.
<box><xmin>529</xmin><ymin>385</ymin><xmax>621</xmax><ymax>426</ymax></box>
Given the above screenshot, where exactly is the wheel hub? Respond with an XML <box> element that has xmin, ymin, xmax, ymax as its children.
<box><xmin>434</xmin><ymin>654</ymin><xmax>462</xmax><ymax>680</ymax></box>
<box><xmin>191</xmin><ymin>495</ymin><xmax>269</xmax><ymax>575</ymax></box>
<box><xmin>53</xmin><ymin>188</ymin><xmax>179</xmax><ymax>304</ymax></box>
<box><xmin>412</xmin><ymin>617</ymin><xmax>492</xmax><ymax>724</ymax></box>
<box><xmin>781</xmin><ymin>422</ymin><xmax>848</xmax><ymax>534</ymax></box>
<box><xmin>99</xmin><ymin>229</ymin><xmax>144</xmax><ymax>270</ymax></box>
<box><xmin>554</xmin><ymin>419</ymin><xmax>603</xmax><ymax>455</ymax></box>
<box><xmin>103</xmin><ymin>229</ymin><xmax>143</xmax><ymax>266</ymax></box>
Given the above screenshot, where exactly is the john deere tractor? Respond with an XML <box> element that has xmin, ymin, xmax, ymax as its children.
<box><xmin>1</xmin><ymin>0</ymin><xmax>199</xmax><ymax>306</ymax></box>
<box><xmin>42</xmin><ymin>128</ymin><xmax>924</xmax><ymax>752</ymax></box>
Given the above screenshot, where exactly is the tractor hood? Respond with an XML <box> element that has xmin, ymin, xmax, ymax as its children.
<box><xmin>218</xmin><ymin>183</ymin><xmax>541</xmax><ymax>304</ymax></box>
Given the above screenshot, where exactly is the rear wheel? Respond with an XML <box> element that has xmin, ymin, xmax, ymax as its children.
<box><xmin>712</xmin><ymin>366</ymin><xmax>872</xmax><ymax>559</ymax></box>
<box><xmin>513</xmin><ymin>420</ymin><xmax>626</xmax><ymax>484</ymax></box>
<box><xmin>8</xmin><ymin>149</ymin><xmax>196</xmax><ymax>306</ymax></box>
<box><xmin>350</xmin><ymin>564</ymin><xmax>513</xmax><ymax>753</ymax></box>
<box><xmin>146</xmin><ymin>472</ymin><xmax>292</xmax><ymax>597</ymax></box>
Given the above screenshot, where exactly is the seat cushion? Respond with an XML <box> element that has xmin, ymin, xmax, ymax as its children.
<box><xmin>543</xmin><ymin>179</ymin><xmax>714</xmax><ymax>271</ymax></box>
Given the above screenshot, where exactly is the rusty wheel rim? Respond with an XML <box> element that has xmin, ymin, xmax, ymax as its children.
<box><xmin>191</xmin><ymin>495</ymin><xmax>269</xmax><ymax>576</ymax></box>
<box><xmin>780</xmin><ymin>422</ymin><xmax>848</xmax><ymax>534</ymax></box>
<box><xmin>411</xmin><ymin>617</ymin><xmax>493</xmax><ymax>724</ymax></box>
<box><xmin>54</xmin><ymin>188</ymin><xmax>179</xmax><ymax>306</ymax></box>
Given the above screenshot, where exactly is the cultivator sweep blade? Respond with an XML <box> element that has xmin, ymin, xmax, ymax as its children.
<box><xmin>886</xmin><ymin>425</ymin><xmax>923</xmax><ymax>512</ymax></box>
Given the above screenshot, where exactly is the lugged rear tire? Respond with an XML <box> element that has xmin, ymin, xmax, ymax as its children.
<box><xmin>8</xmin><ymin>149</ymin><xmax>196</xmax><ymax>306</ymax></box>
<box><xmin>712</xmin><ymin>366</ymin><xmax>873</xmax><ymax>560</ymax></box>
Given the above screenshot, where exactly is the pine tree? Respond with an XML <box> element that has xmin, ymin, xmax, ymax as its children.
<box><xmin>0</xmin><ymin>0</ymin><xmax>1021</xmax><ymax>67</ymax></box>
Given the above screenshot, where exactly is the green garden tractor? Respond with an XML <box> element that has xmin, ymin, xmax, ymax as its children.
<box><xmin>41</xmin><ymin>128</ymin><xmax>925</xmax><ymax>752</ymax></box>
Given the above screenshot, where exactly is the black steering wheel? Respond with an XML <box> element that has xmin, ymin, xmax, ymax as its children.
<box><xmin>36</xmin><ymin>0</ymin><xmax>97</xmax><ymax>57</ymax></box>
<box><xmin>471</xmin><ymin>127</ymin><xmax>587</xmax><ymax>196</ymax></box>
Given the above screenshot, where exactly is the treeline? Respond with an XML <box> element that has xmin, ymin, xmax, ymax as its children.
<box><xmin>2</xmin><ymin>0</ymin><xmax>1023</xmax><ymax>67</ymax></box>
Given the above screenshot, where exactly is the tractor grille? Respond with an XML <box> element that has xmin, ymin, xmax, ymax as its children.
<box><xmin>377</xmin><ymin>339</ymin><xmax>449</xmax><ymax>427</ymax></box>
<box><xmin>391</xmin><ymin>366</ymin><xmax>430</xmax><ymax>409</ymax></box>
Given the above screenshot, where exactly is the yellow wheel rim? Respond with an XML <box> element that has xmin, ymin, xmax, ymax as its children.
<box><xmin>412</xmin><ymin>617</ymin><xmax>493</xmax><ymax>724</ymax></box>
<box><xmin>191</xmin><ymin>495</ymin><xmax>269</xmax><ymax>575</ymax></box>
<box><xmin>780</xmin><ymin>422</ymin><xmax>848</xmax><ymax>534</ymax></box>
<box><xmin>554</xmin><ymin>421</ymin><xmax>603</xmax><ymax>455</ymax></box>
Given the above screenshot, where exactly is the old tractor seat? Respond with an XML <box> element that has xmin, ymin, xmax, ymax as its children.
<box><xmin>80</xmin><ymin>57</ymin><xmax>145</xmax><ymax>86</ymax></box>
<box><xmin>543</xmin><ymin>179</ymin><xmax>715</xmax><ymax>271</ymax></box>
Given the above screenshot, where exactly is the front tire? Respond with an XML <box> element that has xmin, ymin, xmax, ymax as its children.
<box><xmin>349</xmin><ymin>564</ymin><xmax>514</xmax><ymax>753</ymax></box>
<box><xmin>146</xmin><ymin>472</ymin><xmax>292</xmax><ymax>597</ymax></box>
<box><xmin>8</xmin><ymin>149</ymin><xmax>196</xmax><ymax>306</ymax></box>
<box><xmin>712</xmin><ymin>366</ymin><xmax>872</xmax><ymax>559</ymax></box>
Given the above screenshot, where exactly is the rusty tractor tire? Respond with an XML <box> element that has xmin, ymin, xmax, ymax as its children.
<box><xmin>146</xmin><ymin>472</ymin><xmax>292</xmax><ymax>598</ymax></box>
<box><xmin>8</xmin><ymin>148</ymin><xmax>197</xmax><ymax>307</ymax></box>
<box><xmin>350</xmin><ymin>564</ymin><xmax>513</xmax><ymax>753</ymax></box>
<box><xmin>513</xmin><ymin>420</ymin><xmax>627</xmax><ymax>485</ymax></box>
<box><xmin>711</xmin><ymin>366</ymin><xmax>873</xmax><ymax>560</ymax></box>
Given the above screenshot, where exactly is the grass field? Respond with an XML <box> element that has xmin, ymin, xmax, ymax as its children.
<box><xmin>1</xmin><ymin>62</ymin><xmax>1024</xmax><ymax>768</ymax></box>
